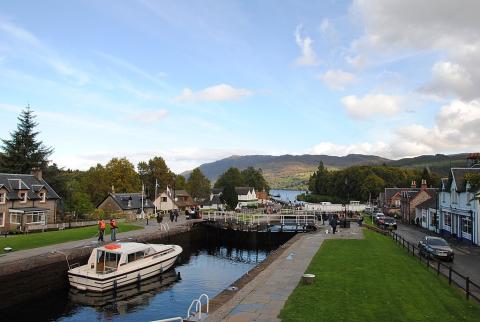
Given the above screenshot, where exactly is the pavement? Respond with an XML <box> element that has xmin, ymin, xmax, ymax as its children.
<box><xmin>0</xmin><ymin>216</ymin><xmax>200</xmax><ymax>266</ymax></box>
<box><xmin>206</xmin><ymin>223</ymin><xmax>364</xmax><ymax>322</ymax></box>
<box><xmin>394</xmin><ymin>223</ymin><xmax>480</xmax><ymax>284</ymax></box>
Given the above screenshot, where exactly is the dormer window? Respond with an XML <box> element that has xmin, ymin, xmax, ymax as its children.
<box><xmin>0</xmin><ymin>192</ymin><xmax>5</xmax><ymax>204</ymax></box>
<box><xmin>39</xmin><ymin>192</ymin><xmax>46</xmax><ymax>203</ymax></box>
<box><xmin>19</xmin><ymin>192</ymin><xmax>27</xmax><ymax>203</ymax></box>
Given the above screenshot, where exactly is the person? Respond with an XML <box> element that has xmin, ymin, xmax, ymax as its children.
<box><xmin>185</xmin><ymin>209</ymin><xmax>190</xmax><ymax>220</ymax></box>
<box><xmin>156</xmin><ymin>212</ymin><xmax>163</xmax><ymax>224</ymax></box>
<box><xmin>109</xmin><ymin>218</ymin><xmax>118</xmax><ymax>241</ymax></box>
<box><xmin>169</xmin><ymin>209</ymin><xmax>174</xmax><ymax>222</ymax></box>
<box><xmin>358</xmin><ymin>215</ymin><xmax>363</xmax><ymax>227</ymax></box>
<box><xmin>330</xmin><ymin>215</ymin><xmax>338</xmax><ymax>234</ymax></box>
<box><xmin>174</xmin><ymin>209</ymin><xmax>179</xmax><ymax>222</ymax></box>
<box><xmin>98</xmin><ymin>219</ymin><xmax>105</xmax><ymax>242</ymax></box>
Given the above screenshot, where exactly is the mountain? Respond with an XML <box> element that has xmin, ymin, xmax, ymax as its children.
<box><xmin>387</xmin><ymin>153</ymin><xmax>471</xmax><ymax>175</ymax></box>
<box><xmin>182</xmin><ymin>154</ymin><xmax>390</xmax><ymax>189</ymax></box>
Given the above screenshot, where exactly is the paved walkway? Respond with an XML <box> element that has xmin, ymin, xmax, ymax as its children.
<box><xmin>207</xmin><ymin>224</ymin><xmax>364</xmax><ymax>322</ymax></box>
<box><xmin>0</xmin><ymin>216</ymin><xmax>200</xmax><ymax>266</ymax></box>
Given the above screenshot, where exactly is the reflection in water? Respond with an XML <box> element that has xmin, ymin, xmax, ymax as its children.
<box><xmin>0</xmin><ymin>226</ymin><xmax>294</xmax><ymax>322</ymax></box>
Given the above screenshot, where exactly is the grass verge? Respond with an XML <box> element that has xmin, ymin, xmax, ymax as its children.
<box><xmin>279</xmin><ymin>230</ymin><xmax>480</xmax><ymax>322</ymax></box>
<box><xmin>0</xmin><ymin>223</ymin><xmax>143</xmax><ymax>253</ymax></box>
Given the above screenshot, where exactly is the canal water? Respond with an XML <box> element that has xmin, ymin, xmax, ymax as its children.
<box><xmin>269</xmin><ymin>189</ymin><xmax>306</xmax><ymax>203</ymax></box>
<box><xmin>1</xmin><ymin>226</ymin><xmax>294</xmax><ymax>322</ymax></box>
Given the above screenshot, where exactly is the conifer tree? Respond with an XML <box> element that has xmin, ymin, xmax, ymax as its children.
<box><xmin>0</xmin><ymin>106</ymin><xmax>53</xmax><ymax>173</ymax></box>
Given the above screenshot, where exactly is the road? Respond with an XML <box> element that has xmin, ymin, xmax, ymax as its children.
<box><xmin>395</xmin><ymin>223</ymin><xmax>480</xmax><ymax>285</ymax></box>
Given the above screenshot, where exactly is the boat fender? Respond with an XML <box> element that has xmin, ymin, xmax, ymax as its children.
<box><xmin>177</xmin><ymin>272</ymin><xmax>182</xmax><ymax>280</ymax></box>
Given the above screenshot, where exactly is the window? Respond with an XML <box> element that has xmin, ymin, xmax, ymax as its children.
<box><xmin>462</xmin><ymin>217</ymin><xmax>472</xmax><ymax>236</ymax></box>
<box><xmin>443</xmin><ymin>212</ymin><xmax>451</xmax><ymax>227</ymax></box>
<box><xmin>39</xmin><ymin>192</ymin><xmax>46</xmax><ymax>203</ymax></box>
<box><xmin>0</xmin><ymin>212</ymin><xmax>4</xmax><ymax>227</ymax></box>
<box><xmin>127</xmin><ymin>251</ymin><xmax>145</xmax><ymax>263</ymax></box>
<box><xmin>19</xmin><ymin>192</ymin><xmax>27</xmax><ymax>203</ymax></box>
<box><xmin>96</xmin><ymin>250</ymin><xmax>120</xmax><ymax>273</ymax></box>
<box><xmin>25</xmin><ymin>213</ymin><xmax>44</xmax><ymax>224</ymax></box>
<box><xmin>161</xmin><ymin>197</ymin><xmax>167</xmax><ymax>202</ymax></box>
<box><xmin>10</xmin><ymin>213</ymin><xmax>21</xmax><ymax>224</ymax></box>
<box><xmin>0</xmin><ymin>192</ymin><xmax>5</xmax><ymax>204</ymax></box>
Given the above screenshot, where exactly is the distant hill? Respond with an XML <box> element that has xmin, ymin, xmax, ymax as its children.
<box><xmin>181</xmin><ymin>153</ymin><xmax>475</xmax><ymax>189</ymax></box>
<box><xmin>182</xmin><ymin>154</ymin><xmax>390</xmax><ymax>189</ymax></box>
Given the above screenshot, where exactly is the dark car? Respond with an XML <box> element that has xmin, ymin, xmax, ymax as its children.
<box><xmin>380</xmin><ymin>217</ymin><xmax>397</xmax><ymax>230</ymax></box>
<box><xmin>418</xmin><ymin>236</ymin><xmax>454</xmax><ymax>262</ymax></box>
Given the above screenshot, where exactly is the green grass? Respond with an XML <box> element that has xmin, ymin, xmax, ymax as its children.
<box><xmin>279</xmin><ymin>230</ymin><xmax>480</xmax><ymax>322</ymax></box>
<box><xmin>0</xmin><ymin>223</ymin><xmax>143</xmax><ymax>253</ymax></box>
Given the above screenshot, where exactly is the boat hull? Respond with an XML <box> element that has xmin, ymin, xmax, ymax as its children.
<box><xmin>68</xmin><ymin>245</ymin><xmax>181</xmax><ymax>292</ymax></box>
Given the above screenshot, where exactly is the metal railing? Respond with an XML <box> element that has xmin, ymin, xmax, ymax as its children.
<box><xmin>364</xmin><ymin>224</ymin><xmax>480</xmax><ymax>303</ymax></box>
<box><xmin>204</xmin><ymin>211</ymin><xmax>317</xmax><ymax>227</ymax></box>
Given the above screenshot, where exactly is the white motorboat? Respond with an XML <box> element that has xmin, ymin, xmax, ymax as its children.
<box><xmin>68</xmin><ymin>242</ymin><xmax>182</xmax><ymax>292</ymax></box>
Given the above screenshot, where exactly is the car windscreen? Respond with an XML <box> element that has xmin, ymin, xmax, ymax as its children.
<box><xmin>384</xmin><ymin>218</ymin><xmax>395</xmax><ymax>223</ymax></box>
<box><xmin>428</xmin><ymin>238</ymin><xmax>448</xmax><ymax>246</ymax></box>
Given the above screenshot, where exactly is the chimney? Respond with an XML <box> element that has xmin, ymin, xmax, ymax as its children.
<box><xmin>111</xmin><ymin>185</ymin><xmax>115</xmax><ymax>194</ymax></box>
<box><xmin>411</xmin><ymin>180</ymin><xmax>416</xmax><ymax>189</ymax></box>
<box><xmin>421</xmin><ymin>179</ymin><xmax>427</xmax><ymax>190</ymax></box>
<box><xmin>31</xmin><ymin>168</ymin><xmax>42</xmax><ymax>181</ymax></box>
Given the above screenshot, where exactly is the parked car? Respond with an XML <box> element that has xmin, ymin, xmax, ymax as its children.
<box><xmin>418</xmin><ymin>236</ymin><xmax>454</xmax><ymax>262</ymax></box>
<box><xmin>373</xmin><ymin>213</ymin><xmax>385</xmax><ymax>224</ymax></box>
<box><xmin>380</xmin><ymin>217</ymin><xmax>397</xmax><ymax>230</ymax></box>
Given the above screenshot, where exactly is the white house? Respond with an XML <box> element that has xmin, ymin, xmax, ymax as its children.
<box><xmin>415</xmin><ymin>198</ymin><xmax>438</xmax><ymax>232</ymax></box>
<box><xmin>153</xmin><ymin>189</ymin><xmax>178</xmax><ymax>212</ymax></box>
<box><xmin>438</xmin><ymin>168</ymin><xmax>480</xmax><ymax>246</ymax></box>
<box><xmin>235</xmin><ymin>187</ymin><xmax>258</xmax><ymax>208</ymax></box>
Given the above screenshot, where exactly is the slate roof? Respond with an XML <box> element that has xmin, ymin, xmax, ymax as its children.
<box><xmin>235</xmin><ymin>187</ymin><xmax>254</xmax><ymax>195</ymax></box>
<box><xmin>108</xmin><ymin>193</ymin><xmax>154</xmax><ymax>210</ymax></box>
<box><xmin>0</xmin><ymin>173</ymin><xmax>60</xmax><ymax>201</ymax></box>
<box><xmin>211</xmin><ymin>188</ymin><xmax>223</xmax><ymax>195</ymax></box>
<box><xmin>451</xmin><ymin>168</ymin><xmax>480</xmax><ymax>192</ymax></box>
<box><xmin>385</xmin><ymin>188</ymin><xmax>402</xmax><ymax>201</ymax></box>
<box><xmin>415</xmin><ymin>198</ymin><xmax>437</xmax><ymax>210</ymax></box>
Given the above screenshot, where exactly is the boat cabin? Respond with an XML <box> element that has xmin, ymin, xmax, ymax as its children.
<box><xmin>89</xmin><ymin>243</ymin><xmax>155</xmax><ymax>274</ymax></box>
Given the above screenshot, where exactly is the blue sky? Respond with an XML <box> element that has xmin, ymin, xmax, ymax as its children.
<box><xmin>1</xmin><ymin>0</ymin><xmax>480</xmax><ymax>172</ymax></box>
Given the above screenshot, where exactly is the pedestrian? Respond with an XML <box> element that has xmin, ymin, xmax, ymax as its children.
<box><xmin>98</xmin><ymin>219</ymin><xmax>105</xmax><ymax>242</ymax></box>
<box><xmin>358</xmin><ymin>215</ymin><xmax>363</xmax><ymax>227</ymax></box>
<box><xmin>156</xmin><ymin>212</ymin><xmax>162</xmax><ymax>224</ymax></box>
<box><xmin>330</xmin><ymin>215</ymin><xmax>338</xmax><ymax>234</ymax></box>
<box><xmin>169</xmin><ymin>210</ymin><xmax>174</xmax><ymax>222</ymax></box>
<box><xmin>185</xmin><ymin>209</ymin><xmax>190</xmax><ymax>220</ymax></box>
<box><xmin>109</xmin><ymin>218</ymin><xmax>118</xmax><ymax>241</ymax></box>
<box><xmin>174</xmin><ymin>209</ymin><xmax>178</xmax><ymax>222</ymax></box>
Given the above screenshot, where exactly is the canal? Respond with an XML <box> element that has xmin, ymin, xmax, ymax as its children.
<box><xmin>0</xmin><ymin>225</ymin><xmax>295</xmax><ymax>322</ymax></box>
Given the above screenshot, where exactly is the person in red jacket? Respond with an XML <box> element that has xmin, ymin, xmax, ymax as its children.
<box><xmin>98</xmin><ymin>219</ymin><xmax>106</xmax><ymax>242</ymax></box>
<box><xmin>110</xmin><ymin>218</ymin><xmax>118</xmax><ymax>241</ymax></box>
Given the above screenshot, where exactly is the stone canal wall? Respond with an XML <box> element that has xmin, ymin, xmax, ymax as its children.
<box><xmin>0</xmin><ymin>221</ymin><xmax>202</xmax><ymax>310</ymax></box>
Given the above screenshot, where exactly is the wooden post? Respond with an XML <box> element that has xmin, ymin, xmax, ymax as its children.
<box><xmin>448</xmin><ymin>267</ymin><xmax>452</xmax><ymax>285</ymax></box>
<box><xmin>437</xmin><ymin>262</ymin><xmax>440</xmax><ymax>276</ymax></box>
<box><xmin>466</xmin><ymin>277</ymin><xmax>470</xmax><ymax>300</ymax></box>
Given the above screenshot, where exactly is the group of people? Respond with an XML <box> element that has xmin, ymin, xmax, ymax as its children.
<box><xmin>97</xmin><ymin>218</ymin><xmax>118</xmax><ymax>242</ymax></box>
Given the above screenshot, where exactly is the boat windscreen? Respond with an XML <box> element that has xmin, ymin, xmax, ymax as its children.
<box><xmin>96</xmin><ymin>250</ymin><xmax>120</xmax><ymax>273</ymax></box>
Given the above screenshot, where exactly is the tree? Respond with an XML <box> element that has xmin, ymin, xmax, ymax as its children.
<box><xmin>81</xmin><ymin>164</ymin><xmax>110</xmax><ymax>206</ymax></box>
<box><xmin>105</xmin><ymin>158</ymin><xmax>141</xmax><ymax>193</ymax></box>
<box><xmin>215</xmin><ymin>167</ymin><xmax>244</xmax><ymax>209</ymax></box>
<box><xmin>241</xmin><ymin>167</ymin><xmax>270</xmax><ymax>192</ymax></box>
<box><xmin>0</xmin><ymin>106</ymin><xmax>53</xmax><ymax>173</ymax></box>
<box><xmin>175</xmin><ymin>175</ymin><xmax>186</xmax><ymax>190</ymax></box>
<box><xmin>138</xmin><ymin>157</ymin><xmax>174</xmax><ymax>199</ymax></box>
<box><xmin>186</xmin><ymin>168</ymin><xmax>211</xmax><ymax>200</ymax></box>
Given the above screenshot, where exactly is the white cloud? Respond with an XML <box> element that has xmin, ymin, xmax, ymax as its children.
<box><xmin>341</xmin><ymin>94</ymin><xmax>401</xmax><ymax>119</ymax></box>
<box><xmin>350</xmin><ymin>0</ymin><xmax>480</xmax><ymax>100</ymax></box>
<box><xmin>175</xmin><ymin>84</ymin><xmax>253</xmax><ymax>102</ymax></box>
<box><xmin>309</xmin><ymin>141</ymin><xmax>389</xmax><ymax>156</ymax></box>
<box><xmin>128</xmin><ymin>109</ymin><xmax>168</xmax><ymax>123</ymax></box>
<box><xmin>319</xmin><ymin>69</ymin><xmax>356</xmax><ymax>90</ymax></box>
<box><xmin>0</xmin><ymin>19</ymin><xmax>89</xmax><ymax>85</ymax></box>
<box><xmin>294</xmin><ymin>25</ymin><xmax>319</xmax><ymax>66</ymax></box>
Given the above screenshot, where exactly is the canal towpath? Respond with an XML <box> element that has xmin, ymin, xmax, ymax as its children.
<box><xmin>207</xmin><ymin>223</ymin><xmax>364</xmax><ymax>322</ymax></box>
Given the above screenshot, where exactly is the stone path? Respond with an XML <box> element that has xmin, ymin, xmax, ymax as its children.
<box><xmin>0</xmin><ymin>216</ymin><xmax>200</xmax><ymax>266</ymax></box>
<box><xmin>207</xmin><ymin>223</ymin><xmax>364</xmax><ymax>322</ymax></box>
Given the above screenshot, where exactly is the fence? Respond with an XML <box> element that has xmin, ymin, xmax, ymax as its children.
<box><xmin>364</xmin><ymin>224</ymin><xmax>480</xmax><ymax>303</ymax></box>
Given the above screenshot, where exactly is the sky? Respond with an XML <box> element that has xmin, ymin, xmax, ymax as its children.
<box><xmin>1</xmin><ymin>0</ymin><xmax>480</xmax><ymax>173</ymax></box>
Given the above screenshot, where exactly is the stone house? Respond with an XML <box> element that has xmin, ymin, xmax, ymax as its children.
<box><xmin>97</xmin><ymin>192</ymin><xmax>154</xmax><ymax>220</ymax></box>
<box><xmin>400</xmin><ymin>180</ymin><xmax>437</xmax><ymax>223</ymax></box>
<box><xmin>0</xmin><ymin>169</ymin><xmax>60</xmax><ymax>232</ymax></box>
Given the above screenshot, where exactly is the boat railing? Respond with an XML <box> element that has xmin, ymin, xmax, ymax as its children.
<box><xmin>186</xmin><ymin>293</ymin><xmax>209</xmax><ymax>321</ymax></box>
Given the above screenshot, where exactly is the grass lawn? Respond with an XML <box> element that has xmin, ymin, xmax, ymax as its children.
<box><xmin>0</xmin><ymin>223</ymin><xmax>143</xmax><ymax>253</ymax></box>
<box><xmin>279</xmin><ymin>230</ymin><xmax>480</xmax><ymax>322</ymax></box>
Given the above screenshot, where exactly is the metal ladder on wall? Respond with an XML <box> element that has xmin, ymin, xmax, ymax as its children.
<box><xmin>151</xmin><ymin>293</ymin><xmax>209</xmax><ymax>322</ymax></box>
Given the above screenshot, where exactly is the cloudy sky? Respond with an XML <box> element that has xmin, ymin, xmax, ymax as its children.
<box><xmin>1</xmin><ymin>0</ymin><xmax>479</xmax><ymax>173</ymax></box>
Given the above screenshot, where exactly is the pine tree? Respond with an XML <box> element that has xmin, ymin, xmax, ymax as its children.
<box><xmin>0</xmin><ymin>106</ymin><xmax>53</xmax><ymax>173</ymax></box>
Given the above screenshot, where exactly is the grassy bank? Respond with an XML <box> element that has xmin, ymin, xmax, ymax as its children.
<box><xmin>0</xmin><ymin>223</ymin><xmax>143</xmax><ymax>253</ymax></box>
<box><xmin>279</xmin><ymin>230</ymin><xmax>480</xmax><ymax>322</ymax></box>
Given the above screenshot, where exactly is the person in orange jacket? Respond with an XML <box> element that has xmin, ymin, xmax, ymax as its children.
<box><xmin>98</xmin><ymin>219</ymin><xmax>106</xmax><ymax>242</ymax></box>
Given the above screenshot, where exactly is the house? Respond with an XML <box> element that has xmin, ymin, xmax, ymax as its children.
<box><xmin>400</xmin><ymin>180</ymin><xmax>437</xmax><ymax>223</ymax></box>
<box><xmin>235</xmin><ymin>187</ymin><xmax>257</xmax><ymax>208</ymax></box>
<box><xmin>256</xmin><ymin>189</ymin><xmax>269</xmax><ymax>205</ymax></box>
<box><xmin>438</xmin><ymin>168</ymin><xmax>480</xmax><ymax>245</ymax></box>
<box><xmin>0</xmin><ymin>169</ymin><xmax>60</xmax><ymax>232</ymax></box>
<box><xmin>154</xmin><ymin>188</ymin><xmax>195</xmax><ymax>212</ymax></box>
<box><xmin>415</xmin><ymin>197</ymin><xmax>438</xmax><ymax>232</ymax></box>
<box><xmin>97</xmin><ymin>192</ymin><xmax>155</xmax><ymax>220</ymax></box>
<box><xmin>382</xmin><ymin>188</ymin><xmax>403</xmax><ymax>215</ymax></box>
<box><xmin>200</xmin><ymin>194</ymin><xmax>225</xmax><ymax>211</ymax></box>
